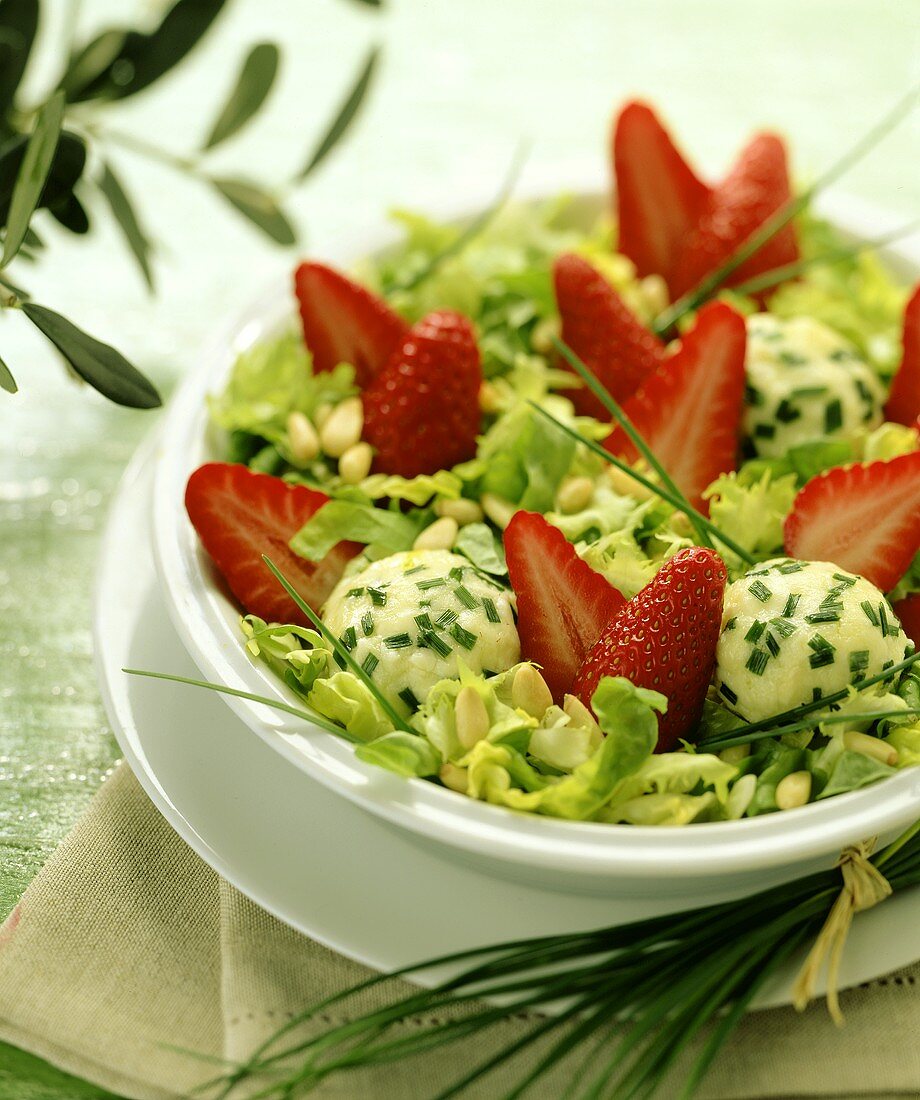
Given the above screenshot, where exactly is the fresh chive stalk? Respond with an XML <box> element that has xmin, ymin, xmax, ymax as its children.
<box><xmin>653</xmin><ymin>87</ymin><xmax>920</xmax><ymax>334</ymax></box>
<box><xmin>528</xmin><ymin>401</ymin><xmax>757</xmax><ymax>566</ymax></box>
<box><xmin>552</xmin><ymin>335</ymin><xmax>715</xmax><ymax>551</ymax></box>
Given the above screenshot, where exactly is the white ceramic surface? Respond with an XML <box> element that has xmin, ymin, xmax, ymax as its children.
<box><xmin>151</xmin><ymin>181</ymin><xmax>920</xmax><ymax>897</ymax></box>
<box><xmin>95</xmin><ymin>430</ymin><xmax>920</xmax><ymax>1007</ymax></box>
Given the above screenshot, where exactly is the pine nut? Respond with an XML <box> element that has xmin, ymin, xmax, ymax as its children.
<box><xmin>412</xmin><ymin>516</ymin><xmax>459</xmax><ymax>552</ymax></box>
<box><xmin>719</xmin><ymin>744</ymin><xmax>751</xmax><ymax>766</ymax></box>
<box><xmin>434</xmin><ymin>497</ymin><xmax>484</xmax><ymax>526</ymax></box>
<box><xmin>556</xmin><ymin>476</ymin><xmax>594</xmax><ymax>514</ymax></box>
<box><xmin>606</xmin><ymin>463</ymin><xmax>653</xmax><ymax>501</ymax></box>
<box><xmin>455</xmin><ymin>686</ymin><xmax>490</xmax><ymax>749</ymax></box>
<box><xmin>727</xmin><ymin>773</ymin><xmax>757</xmax><ymax>819</ymax></box>
<box><xmin>775</xmin><ymin>770</ymin><xmax>812</xmax><ymax>811</ymax></box>
<box><xmin>479</xmin><ymin>381</ymin><xmax>502</xmax><ymax>414</ymax></box>
<box><xmin>481</xmin><ymin>493</ymin><xmax>516</xmax><ymax>530</ymax></box>
<box><xmin>286</xmin><ymin>411</ymin><xmax>320</xmax><ymax>463</ymax></box>
<box><xmin>639</xmin><ymin>274</ymin><xmax>669</xmax><ymax>316</ymax></box>
<box><xmin>439</xmin><ymin>763</ymin><xmax>468</xmax><ymax>793</ymax></box>
<box><xmin>319</xmin><ymin>397</ymin><xmax>363</xmax><ymax>457</ymax></box>
<box><xmin>338</xmin><ymin>441</ymin><xmax>373</xmax><ymax>485</ymax></box>
<box><xmin>563</xmin><ymin>694</ymin><xmax>598</xmax><ymax>730</ymax></box>
<box><xmin>313</xmin><ymin>402</ymin><xmax>333</xmax><ymax>429</ymax></box>
<box><xmin>512</xmin><ymin>664</ymin><xmax>553</xmax><ymax>718</ymax></box>
<box><xmin>843</xmin><ymin>730</ymin><xmax>897</xmax><ymax>766</ymax></box>
<box><xmin>531</xmin><ymin>316</ymin><xmax>560</xmax><ymax>355</ymax></box>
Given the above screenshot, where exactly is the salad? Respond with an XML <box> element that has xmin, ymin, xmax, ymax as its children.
<box><xmin>184</xmin><ymin>100</ymin><xmax>920</xmax><ymax>827</ymax></box>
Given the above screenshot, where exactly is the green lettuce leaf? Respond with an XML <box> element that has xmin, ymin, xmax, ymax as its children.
<box><xmin>290</xmin><ymin>499</ymin><xmax>429</xmax><ymax>561</ymax></box>
<box><xmin>816</xmin><ymin>749</ymin><xmax>896</xmax><ymax>800</ymax></box>
<box><xmin>453</xmin><ymin>522</ymin><xmax>508</xmax><ymax>577</ymax></box>
<box><xmin>857</xmin><ymin>421</ymin><xmax>920</xmax><ymax>462</ymax></box>
<box><xmin>887</xmin><ymin>724</ymin><xmax>920</xmax><ymax>767</ymax></box>
<box><xmin>703</xmin><ymin>471</ymin><xmax>797</xmax><ymax>573</ymax></box>
<box><xmin>307</xmin><ymin>671</ymin><xmax>396</xmax><ymax>742</ymax></box>
<box><xmin>241</xmin><ymin>615</ymin><xmax>328</xmax><ymax>695</ymax></box>
<box><xmin>605</xmin><ymin>791</ymin><xmax>720</xmax><ymax>826</ymax></box>
<box><xmin>356</xmin><ymin>731</ymin><xmax>441</xmax><ymax>777</ymax></box>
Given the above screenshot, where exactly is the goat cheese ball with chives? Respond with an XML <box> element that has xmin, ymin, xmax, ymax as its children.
<box><xmin>714</xmin><ymin>558</ymin><xmax>908</xmax><ymax>722</ymax></box>
<box><xmin>322</xmin><ymin>550</ymin><xmax>519</xmax><ymax>713</ymax></box>
<box><xmin>744</xmin><ymin>314</ymin><xmax>885</xmax><ymax>458</ymax></box>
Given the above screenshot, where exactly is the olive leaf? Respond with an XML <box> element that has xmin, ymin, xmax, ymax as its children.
<box><xmin>211</xmin><ymin>177</ymin><xmax>296</xmax><ymax>245</ymax></box>
<box><xmin>0</xmin><ymin>0</ymin><xmax>38</xmax><ymax>113</ymax></box>
<box><xmin>0</xmin><ymin>130</ymin><xmax>86</xmax><ymax>225</ymax></box>
<box><xmin>97</xmin><ymin>161</ymin><xmax>154</xmax><ymax>290</ymax></box>
<box><xmin>0</xmin><ymin>352</ymin><xmax>17</xmax><ymax>393</ymax></box>
<box><xmin>203</xmin><ymin>42</ymin><xmax>280</xmax><ymax>150</ymax></box>
<box><xmin>48</xmin><ymin>189</ymin><xmax>89</xmax><ymax>234</ymax></box>
<box><xmin>57</xmin><ymin>29</ymin><xmax>127</xmax><ymax>100</ymax></box>
<box><xmin>298</xmin><ymin>45</ymin><xmax>379</xmax><ymax>180</ymax></box>
<box><xmin>2</xmin><ymin>90</ymin><xmax>65</xmax><ymax>267</ymax></box>
<box><xmin>21</xmin><ymin>302</ymin><xmax>161</xmax><ymax>408</ymax></box>
<box><xmin>66</xmin><ymin>0</ymin><xmax>227</xmax><ymax>102</ymax></box>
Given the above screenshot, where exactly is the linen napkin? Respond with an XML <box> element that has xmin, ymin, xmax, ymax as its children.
<box><xmin>0</xmin><ymin>763</ymin><xmax>919</xmax><ymax>1100</ymax></box>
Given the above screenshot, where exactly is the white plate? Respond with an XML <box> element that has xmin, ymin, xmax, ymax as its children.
<box><xmin>150</xmin><ymin>179</ymin><xmax>920</xmax><ymax>897</ymax></box>
<box><xmin>96</xmin><ymin>429</ymin><xmax>920</xmax><ymax>1009</ymax></box>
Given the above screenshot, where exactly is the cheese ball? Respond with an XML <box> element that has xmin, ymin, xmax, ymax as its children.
<box><xmin>744</xmin><ymin>314</ymin><xmax>884</xmax><ymax>458</ymax></box>
<box><xmin>322</xmin><ymin>550</ymin><xmax>519</xmax><ymax>713</ymax></box>
<box><xmin>714</xmin><ymin>558</ymin><xmax>908</xmax><ymax>722</ymax></box>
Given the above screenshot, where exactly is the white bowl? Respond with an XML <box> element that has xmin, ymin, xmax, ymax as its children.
<box><xmin>151</xmin><ymin>180</ymin><xmax>920</xmax><ymax>899</ymax></box>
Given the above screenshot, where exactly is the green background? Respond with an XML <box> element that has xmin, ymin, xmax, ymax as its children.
<box><xmin>2</xmin><ymin>0</ymin><xmax>918</xmax><ymax>1094</ymax></box>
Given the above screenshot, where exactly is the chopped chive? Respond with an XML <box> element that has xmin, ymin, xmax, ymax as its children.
<box><xmin>746</xmin><ymin>649</ymin><xmax>769</xmax><ymax>676</ymax></box>
<box><xmin>339</xmin><ymin>626</ymin><xmax>357</xmax><ymax>652</ymax></box>
<box><xmin>882</xmin><ymin>659</ymin><xmax>894</xmax><ymax>671</ymax></box>
<box><xmin>744</xmin><ymin>383</ymin><xmax>763</xmax><ymax>406</ymax></box>
<box><xmin>416</xmin><ymin>577</ymin><xmax>447</xmax><ymax>591</ymax></box>
<box><xmin>776</xmin><ymin>561</ymin><xmax>805</xmax><ymax>574</ymax></box>
<box><xmin>361</xmin><ymin>652</ymin><xmax>379</xmax><ymax>675</ymax></box>
<box><xmin>398</xmin><ymin>688</ymin><xmax>420</xmax><ymax>711</ymax></box>
<box><xmin>403</xmin><ymin>564</ymin><xmax>426</xmax><ymax>576</ymax></box>
<box><xmin>775</xmin><ymin>398</ymin><xmax>801</xmax><ymax>423</ymax></box>
<box><xmin>832</xmin><ymin>573</ymin><xmax>856</xmax><ymax>587</ymax></box>
<box><xmin>454</xmin><ymin>584</ymin><xmax>479</xmax><ymax>610</ymax></box>
<box><xmin>779</xmin><ymin>350</ymin><xmax>807</xmax><ymax>366</ymax></box>
<box><xmin>829</xmin><ymin>347</ymin><xmax>855</xmax><ymax>362</ymax></box>
<box><xmin>744</xmin><ymin>621</ymin><xmax>766</xmax><ymax>643</ymax></box>
<box><xmin>789</xmin><ymin>385</ymin><xmax>828</xmax><ymax>400</ymax></box>
<box><xmin>361</xmin><ymin>611</ymin><xmax>375</xmax><ymax>637</ymax></box>
<box><xmin>824</xmin><ymin>398</ymin><xmax>843</xmax><ymax>433</ymax></box>
<box><xmin>368</xmin><ymin>586</ymin><xmax>388</xmax><ymax>607</ymax></box>
<box><xmin>384</xmin><ymin>632</ymin><xmax>412</xmax><ymax>650</ymax></box>
<box><xmin>861</xmin><ymin>600</ymin><xmax>880</xmax><ymax>626</ymax></box>
<box><xmin>812</xmin><ymin>687</ymin><xmax>824</xmax><ymax>702</ymax></box>
<box><xmin>482</xmin><ymin>597</ymin><xmax>500</xmax><ymax>623</ymax></box>
<box><xmin>879</xmin><ymin>602</ymin><xmax>890</xmax><ymax>637</ymax></box>
<box><xmin>719</xmin><ymin>682</ymin><xmax>738</xmax><ymax>704</ymax></box>
<box><xmin>723</xmin><ymin>616</ymin><xmax>737</xmax><ymax>631</ymax></box>
<box><xmin>753</xmin><ymin>423</ymin><xmax>776</xmax><ymax>439</ymax></box>
<box><xmin>765</xmin><ymin>632</ymin><xmax>781</xmax><ymax>658</ymax></box>
<box><xmin>770</xmin><ymin>617</ymin><xmax>797</xmax><ymax>638</ymax></box>
<box><xmin>414</xmin><ymin>613</ymin><xmax>434</xmax><ymax>632</ymax></box>
<box><xmin>748</xmin><ymin>580</ymin><xmax>773</xmax><ymax>603</ymax></box>
<box><xmin>849</xmin><ymin>650</ymin><xmax>870</xmax><ymax>681</ymax></box>
<box><xmin>333</xmin><ymin>651</ymin><xmax>346</xmax><ymax>670</ymax></box>
<box><xmin>347</xmin><ymin>587</ymin><xmax>365</xmax><ymax>598</ymax></box>
<box><xmin>808</xmin><ymin>633</ymin><xmax>836</xmax><ymax>654</ymax></box>
<box><xmin>450</xmin><ymin>623</ymin><xmax>478</xmax><ymax>650</ymax></box>
<box><xmin>422</xmin><ymin>629</ymin><xmax>453</xmax><ymax>658</ymax></box>
<box><xmin>782</xmin><ymin>593</ymin><xmax>801</xmax><ymax>618</ymax></box>
<box><xmin>805</xmin><ymin>610</ymin><xmax>841</xmax><ymax>624</ymax></box>
<box><xmin>448</xmin><ymin>566</ymin><xmax>465</xmax><ymax>581</ymax></box>
<box><xmin>809</xmin><ymin>650</ymin><xmax>836</xmax><ymax>669</ymax></box>
<box><xmin>435</xmin><ymin>609</ymin><xmax>458</xmax><ymax>628</ymax></box>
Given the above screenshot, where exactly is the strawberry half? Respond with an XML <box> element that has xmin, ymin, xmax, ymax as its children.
<box><xmin>603</xmin><ymin>302</ymin><xmax>747</xmax><ymax>511</ymax></box>
<box><xmin>613</xmin><ymin>101</ymin><xmax>711</xmax><ymax>298</ymax></box>
<box><xmin>573</xmin><ymin>548</ymin><xmax>727</xmax><ymax>751</ymax></box>
<box><xmin>554</xmin><ymin>252</ymin><xmax>665</xmax><ymax>418</ymax></box>
<box><xmin>185</xmin><ymin>463</ymin><xmax>359</xmax><ymax>625</ymax></box>
<box><xmin>783</xmin><ymin>452</ymin><xmax>920</xmax><ymax>591</ymax></box>
<box><xmin>294</xmin><ymin>261</ymin><xmax>407</xmax><ymax>388</ymax></box>
<box><xmin>362</xmin><ymin>310</ymin><xmax>482</xmax><ymax>478</ymax></box>
<box><xmin>504</xmin><ymin>511</ymin><xmax>626</xmax><ymax>702</ymax></box>
<box><xmin>885</xmin><ymin>284</ymin><xmax>920</xmax><ymax>426</ymax></box>
<box><xmin>893</xmin><ymin>593</ymin><xmax>920</xmax><ymax>649</ymax></box>
<box><xmin>671</xmin><ymin>133</ymin><xmax>798</xmax><ymax>301</ymax></box>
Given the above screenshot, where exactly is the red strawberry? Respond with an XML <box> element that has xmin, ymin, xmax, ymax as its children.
<box><xmin>613</xmin><ymin>101</ymin><xmax>711</xmax><ymax>298</ymax></box>
<box><xmin>783</xmin><ymin>452</ymin><xmax>920</xmax><ymax>591</ymax></box>
<box><xmin>554</xmin><ymin>252</ymin><xmax>665</xmax><ymax>418</ymax></box>
<box><xmin>885</xmin><ymin>284</ymin><xmax>920</xmax><ymax>426</ymax></box>
<box><xmin>893</xmin><ymin>593</ymin><xmax>920</xmax><ymax>649</ymax></box>
<box><xmin>504</xmin><ymin>512</ymin><xmax>626</xmax><ymax>702</ymax></box>
<box><xmin>294</xmin><ymin>261</ymin><xmax>407</xmax><ymax>388</ymax></box>
<box><xmin>362</xmin><ymin>310</ymin><xmax>482</xmax><ymax>478</ymax></box>
<box><xmin>185</xmin><ymin>463</ymin><xmax>359</xmax><ymax>625</ymax></box>
<box><xmin>671</xmin><ymin>133</ymin><xmax>798</xmax><ymax>300</ymax></box>
<box><xmin>603</xmin><ymin>302</ymin><xmax>747</xmax><ymax>511</ymax></box>
<box><xmin>573</xmin><ymin>548</ymin><xmax>727</xmax><ymax>751</ymax></box>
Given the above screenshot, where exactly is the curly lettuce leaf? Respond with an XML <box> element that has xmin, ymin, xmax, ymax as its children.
<box><xmin>290</xmin><ymin>499</ymin><xmax>429</xmax><ymax>561</ymax></box>
<box><xmin>703</xmin><ymin>471</ymin><xmax>797</xmax><ymax>573</ymax></box>
<box><xmin>307</xmin><ymin>671</ymin><xmax>396</xmax><ymax>742</ymax></box>
<box><xmin>241</xmin><ymin>615</ymin><xmax>328</xmax><ymax>695</ymax></box>
<box><xmin>356</xmin><ymin>731</ymin><xmax>441</xmax><ymax>777</ymax></box>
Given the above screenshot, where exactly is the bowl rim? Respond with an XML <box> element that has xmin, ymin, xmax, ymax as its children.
<box><xmin>150</xmin><ymin>174</ymin><xmax>920</xmax><ymax>880</ymax></box>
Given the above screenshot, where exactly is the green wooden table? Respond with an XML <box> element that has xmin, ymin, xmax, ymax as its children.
<box><xmin>2</xmin><ymin>0</ymin><xmax>916</xmax><ymax>1093</ymax></box>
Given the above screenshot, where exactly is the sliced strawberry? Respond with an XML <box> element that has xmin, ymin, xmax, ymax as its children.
<box><xmin>293</xmin><ymin>261</ymin><xmax>407</xmax><ymax>388</ymax></box>
<box><xmin>185</xmin><ymin>463</ymin><xmax>359</xmax><ymax>625</ymax></box>
<box><xmin>504</xmin><ymin>512</ymin><xmax>626</xmax><ymax>702</ymax></box>
<box><xmin>893</xmin><ymin>593</ymin><xmax>920</xmax><ymax>649</ymax></box>
<box><xmin>671</xmin><ymin>132</ymin><xmax>798</xmax><ymax>300</ymax></box>
<box><xmin>603</xmin><ymin>302</ymin><xmax>747</xmax><ymax>511</ymax></box>
<box><xmin>362</xmin><ymin>310</ymin><xmax>482</xmax><ymax>478</ymax></box>
<box><xmin>885</xmin><ymin>284</ymin><xmax>920</xmax><ymax>426</ymax></box>
<box><xmin>783</xmin><ymin>452</ymin><xmax>920</xmax><ymax>591</ymax></box>
<box><xmin>573</xmin><ymin>548</ymin><xmax>726</xmax><ymax>751</ymax></box>
<box><xmin>554</xmin><ymin>252</ymin><xmax>665</xmax><ymax>418</ymax></box>
<box><xmin>613</xmin><ymin>100</ymin><xmax>711</xmax><ymax>297</ymax></box>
